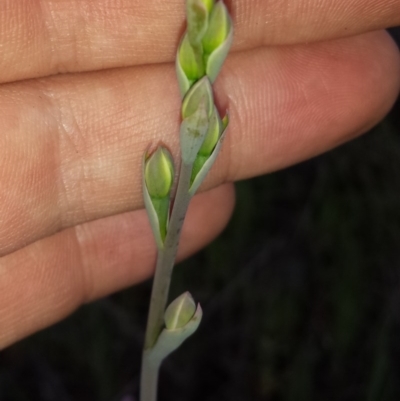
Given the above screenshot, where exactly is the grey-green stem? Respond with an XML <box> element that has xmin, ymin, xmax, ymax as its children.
<box><xmin>140</xmin><ymin>162</ymin><xmax>193</xmax><ymax>401</ymax></box>
<box><xmin>140</xmin><ymin>356</ymin><xmax>159</xmax><ymax>401</ymax></box>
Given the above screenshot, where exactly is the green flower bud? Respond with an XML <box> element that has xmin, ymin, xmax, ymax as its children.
<box><xmin>198</xmin><ymin>106</ymin><xmax>221</xmax><ymax>156</ymax></box>
<box><xmin>180</xmin><ymin>98</ymin><xmax>209</xmax><ymax>165</ymax></box>
<box><xmin>178</xmin><ymin>34</ymin><xmax>203</xmax><ymax>81</ymax></box>
<box><xmin>202</xmin><ymin>2</ymin><xmax>231</xmax><ymax>55</ymax></box>
<box><xmin>180</xmin><ymin>77</ymin><xmax>214</xmax><ymax>164</ymax></box>
<box><xmin>146</xmin><ymin>300</ymin><xmax>202</xmax><ymax>365</ymax></box>
<box><xmin>189</xmin><ymin>112</ymin><xmax>229</xmax><ymax>195</ymax></box>
<box><xmin>143</xmin><ymin>147</ymin><xmax>175</xmax><ymax>246</ymax></box>
<box><xmin>204</xmin><ymin>2</ymin><xmax>233</xmax><ymax>83</ymax></box>
<box><xmin>144</xmin><ymin>147</ymin><xmax>174</xmax><ymax>199</ymax></box>
<box><xmin>190</xmin><ymin>107</ymin><xmax>222</xmax><ymax>184</ymax></box>
<box><xmin>181</xmin><ymin>76</ymin><xmax>213</xmax><ymax>119</ymax></box>
<box><xmin>164</xmin><ymin>292</ymin><xmax>197</xmax><ymax>330</ymax></box>
<box><xmin>186</xmin><ymin>0</ymin><xmax>208</xmax><ymax>46</ymax></box>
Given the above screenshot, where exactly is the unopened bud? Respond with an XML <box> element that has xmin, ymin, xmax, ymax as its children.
<box><xmin>143</xmin><ymin>147</ymin><xmax>175</xmax><ymax>246</ymax></box>
<box><xmin>190</xmin><ymin>107</ymin><xmax>222</xmax><ymax>183</ymax></box>
<box><xmin>164</xmin><ymin>292</ymin><xmax>197</xmax><ymax>330</ymax></box>
<box><xmin>178</xmin><ymin>34</ymin><xmax>203</xmax><ymax>82</ymax></box>
<box><xmin>204</xmin><ymin>1</ymin><xmax>233</xmax><ymax>83</ymax></box>
<box><xmin>186</xmin><ymin>0</ymin><xmax>208</xmax><ymax>46</ymax></box>
<box><xmin>181</xmin><ymin>76</ymin><xmax>213</xmax><ymax>119</ymax></box>
<box><xmin>189</xmin><ymin>112</ymin><xmax>229</xmax><ymax>195</ymax></box>
<box><xmin>145</xmin><ymin>147</ymin><xmax>174</xmax><ymax>199</ymax></box>
<box><xmin>198</xmin><ymin>106</ymin><xmax>222</xmax><ymax>156</ymax></box>
<box><xmin>202</xmin><ymin>2</ymin><xmax>231</xmax><ymax>54</ymax></box>
<box><xmin>147</xmin><ymin>298</ymin><xmax>202</xmax><ymax>363</ymax></box>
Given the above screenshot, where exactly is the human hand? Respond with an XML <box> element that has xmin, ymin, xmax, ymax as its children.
<box><xmin>0</xmin><ymin>0</ymin><xmax>399</xmax><ymax>349</ymax></box>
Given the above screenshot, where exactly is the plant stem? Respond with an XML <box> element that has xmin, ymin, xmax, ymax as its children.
<box><xmin>140</xmin><ymin>355</ymin><xmax>159</xmax><ymax>401</ymax></box>
<box><xmin>140</xmin><ymin>162</ymin><xmax>193</xmax><ymax>401</ymax></box>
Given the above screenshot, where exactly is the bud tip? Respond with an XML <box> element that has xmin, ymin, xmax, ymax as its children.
<box><xmin>164</xmin><ymin>292</ymin><xmax>197</xmax><ymax>330</ymax></box>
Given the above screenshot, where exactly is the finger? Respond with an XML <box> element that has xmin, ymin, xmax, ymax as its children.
<box><xmin>0</xmin><ymin>183</ymin><xmax>235</xmax><ymax>349</ymax></box>
<box><xmin>1</xmin><ymin>0</ymin><xmax>400</xmax><ymax>83</ymax></box>
<box><xmin>0</xmin><ymin>31</ymin><xmax>399</xmax><ymax>256</ymax></box>
<box><xmin>232</xmin><ymin>0</ymin><xmax>400</xmax><ymax>47</ymax></box>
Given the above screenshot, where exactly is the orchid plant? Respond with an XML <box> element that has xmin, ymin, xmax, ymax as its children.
<box><xmin>140</xmin><ymin>1</ymin><xmax>233</xmax><ymax>400</ymax></box>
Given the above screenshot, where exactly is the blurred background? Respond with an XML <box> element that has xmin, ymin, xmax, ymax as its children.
<box><xmin>1</xmin><ymin>30</ymin><xmax>400</xmax><ymax>401</ymax></box>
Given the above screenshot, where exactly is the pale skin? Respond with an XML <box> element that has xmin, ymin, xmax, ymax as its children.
<box><xmin>0</xmin><ymin>0</ymin><xmax>399</xmax><ymax>350</ymax></box>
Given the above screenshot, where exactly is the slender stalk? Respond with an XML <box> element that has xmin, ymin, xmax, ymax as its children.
<box><xmin>140</xmin><ymin>162</ymin><xmax>193</xmax><ymax>401</ymax></box>
<box><xmin>140</xmin><ymin>355</ymin><xmax>159</xmax><ymax>401</ymax></box>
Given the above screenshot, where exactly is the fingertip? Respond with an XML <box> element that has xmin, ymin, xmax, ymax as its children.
<box><xmin>211</xmin><ymin>30</ymin><xmax>400</xmax><ymax>183</ymax></box>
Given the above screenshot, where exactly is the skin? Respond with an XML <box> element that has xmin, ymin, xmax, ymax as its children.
<box><xmin>0</xmin><ymin>0</ymin><xmax>399</xmax><ymax>349</ymax></box>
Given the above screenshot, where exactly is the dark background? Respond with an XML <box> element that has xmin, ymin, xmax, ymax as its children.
<box><xmin>1</xmin><ymin>30</ymin><xmax>400</xmax><ymax>401</ymax></box>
